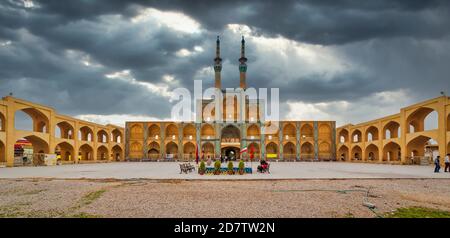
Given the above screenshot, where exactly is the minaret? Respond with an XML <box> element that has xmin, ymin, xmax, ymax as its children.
<box><xmin>239</xmin><ymin>36</ymin><xmax>248</xmax><ymax>89</ymax></box>
<box><xmin>214</xmin><ymin>36</ymin><xmax>222</xmax><ymax>89</ymax></box>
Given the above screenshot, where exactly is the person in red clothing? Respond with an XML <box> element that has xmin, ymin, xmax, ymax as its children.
<box><xmin>261</xmin><ymin>161</ymin><xmax>268</xmax><ymax>171</ymax></box>
<box><xmin>258</xmin><ymin>160</ymin><xmax>269</xmax><ymax>173</ymax></box>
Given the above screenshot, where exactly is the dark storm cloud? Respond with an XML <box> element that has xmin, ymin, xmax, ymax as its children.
<box><xmin>20</xmin><ymin>0</ymin><xmax>450</xmax><ymax>45</ymax></box>
<box><xmin>1</xmin><ymin>0</ymin><xmax>450</xmax><ymax>123</ymax></box>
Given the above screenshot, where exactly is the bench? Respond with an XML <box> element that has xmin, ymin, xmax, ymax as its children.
<box><xmin>179</xmin><ymin>163</ymin><xmax>195</xmax><ymax>174</ymax></box>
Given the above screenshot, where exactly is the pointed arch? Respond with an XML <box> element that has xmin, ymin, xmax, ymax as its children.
<box><xmin>383</xmin><ymin>142</ymin><xmax>401</xmax><ymax>162</ymax></box>
<box><xmin>97</xmin><ymin>145</ymin><xmax>109</xmax><ymax>160</ymax></box>
<box><xmin>56</xmin><ymin>121</ymin><xmax>74</xmax><ymax>139</ymax></box>
<box><xmin>22</xmin><ymin>135</ymin><xmax>50</xmax><ymax>154</ymax></box>
<box><xmin>283</xmin><ymin>123</ymin><xmax>296</xmax><ymax>140</ymax></box>
<box><xmin>283</xmin><ymin>142</ymin><xmax>296</xmax><ymax>160</ymax></box>
<box><xmin>201</xmin><ymin>124</ymin><xmax>215</xmax><ymax>139</ymax></box>
<box><xmin>202</xmin><ymin>142</ymin><xmax>215</xmax><ymax>159</ymax></box>
<box><xmin>112</xmin><ymin>144</ymin><xmax>123</xmax><ymax>161</ymax></box>
<box><xmin>147</xmin><ymin>141</ymin><xmax>160</xmax><ymax>160</ymax></box>
<box><xmin>383</xmin><ymin>121</ymin><xmax>400</xmax><ymax>139</ymax></box>
<box><xmin>300</xmin><ymin>124</ymin><xmax>313</xmax><ymax>138</ymax></box>
<box><xmin>265</xmin><ymin>142</ymin><xmax>278</xmax><ymax>159</ymax></box>
<box><xmin>365</xmin><ymin>126</ymin><xmax>379</xmax><ymax>142</ymax></box>
<box><xmin>130</xmin><ymin>124</ymin><xmax>143</xmax><ymax>140</ymax></box>
<box><xmin>221</xmin><ymin>125</ymin><xmax>240</xmax><ymax>142</ymax></box>
<box><xmin>318</xmin><ymin>124</ymin><xmax>331</xmax><ymax>139</ymax></box>
<box><xmin>129</xmin><ymin>141</ymin><xmax>143</xmax><ymax>158</ymax></box>
<box><xmin>406</xmin><ymin>107</ymin><xmax>438</xmax><ymax>133</ymax></box>
<box><xmin>165</xmin><ymin>124</ymin><xmax>179</xmax><ymax>140</ymax></box>
<box><xmin>351</xmin><ymin>129</ymin><xmax>362</xmax><ymax>143</ymax></box>
<box><xmin>79</xmin><ymin>126</ymin><xmax>94</xmax><ymax>142</ymax></box>
<box><xmin>183</xmin><ymin>124</ymin><xmax>196</xmax><ymax>140</ymax></box>
<box><xmin>148</xmin><ymin>124</ymin><xmax>160</xmax><ymax>140</ymax></box>
<box><xmin>165</xmin><ymin>141</ymin><xmax>178</xmax><ymax>160</ymax></box>
<box><xmin>406</xmin><ymin>135</ymin><xmax>432</xmax><ymax>158</ymax></box>
<box><xmin>55</xmin><ymin>141</ymin><xmax>74</xmax><ymax>161</ymax></box>
<box><xmin>351</xmin><ymin>145</ymin><xmax>362</xmax><ymax>161</ymax></box>
<box><xmin>300</xmin><ymin>142</ymin><xmax>314</xmax><ymax>160</ymax></box>
<box><xmin>338</xmin><ymin>145</ymin><xmax>349</xmax><ymax>161</ymax></box>
<box><xmin>319</xmin><ymin>142</ymin><xmax>331</xmax><ymax>160</ymax></box>
<box><xmin>97</xmin><ymin>129</ymin><xmax>109</xmax><ymax>143</ymax></box>
<box><xmin>183</xmin><ymin>141</ymin><xmax>196</xmax><ymax>161</ymax></box>
<box><xmin>183</xmin><ymin>141</ymin><xmax>196</xmax><ymax>154</ymax></box>
<box><xmin>111</xmin><ymin>128</ymin><xmax>123</xmax><ymax>143</ymax></box>
<box><xmin>365</xmin><ymin>144</ymin><xmax>379</xmax><ymax>161</ymax></box>
<box><xmin>79</xmin><ymin>144</ymin><xmax>94</xmax><ymax>161</ymax></box>
<box><xmin>15</xmin><ymin>108</ymin><xmax>49</xmax><ymax>133</ymax></box>
<box><xmin>247</xmin><ymin>124</ymin><xmax>260</xmax><ymax>139</ymax></box>
<box><xmin>338</xmin><ymin>128</ymin><xmax>349</xmax><ymax>143</ymax></box>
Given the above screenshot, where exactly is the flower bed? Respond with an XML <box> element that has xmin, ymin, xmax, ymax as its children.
<box><xmin>203</xmin><ymin>167</ymin><xmax>252</xmax><ymax>175</ymax></box>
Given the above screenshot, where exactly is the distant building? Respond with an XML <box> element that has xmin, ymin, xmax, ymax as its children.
<box><xmin>337</xmin><ymin>96</ymin><xmax>450</xmax><ymax>165</ymax></box>
<box><xmin>125</xmin><ymin>36</ymin><xmax>336</xmax><ymax>161</ymax></box>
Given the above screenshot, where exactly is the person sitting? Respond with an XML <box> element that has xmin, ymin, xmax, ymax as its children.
<box><xmin>257</xmin><ymin>160</ymin><xmax>269</xmax><ymax>173</ymax></box>
<box><xmin>261</xmin><ymin>161</ymin><xmax>268</xmax><ymax>172</ymax></box>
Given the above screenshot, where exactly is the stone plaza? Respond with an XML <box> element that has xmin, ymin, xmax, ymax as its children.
<box><xmin>0</xmin><ymin>162</ymin><xmax>448</xmax><ymax>180</ymax></box>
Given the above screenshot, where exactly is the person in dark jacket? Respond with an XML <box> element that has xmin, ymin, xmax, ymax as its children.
<box><xmin>434</xmin><ymin>156</ymin><xmax>441</xmax><ymax>173</ymax></box>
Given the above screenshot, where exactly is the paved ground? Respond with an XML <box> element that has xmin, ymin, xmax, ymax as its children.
<box><xmin>0</xmin><ymin>162</ymin><xmax>449</xmax><ymax>179</ymax></box>
<box><xmin>1</xmin><ymin>179</ymin><xmax>450</xmax><ymax>218</ymax></box>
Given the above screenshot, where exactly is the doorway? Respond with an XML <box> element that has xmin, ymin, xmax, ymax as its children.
<box><xmin>222</xmin><ymin>147</ymin><xmax>239</xmax><ymax>161</ymax></box>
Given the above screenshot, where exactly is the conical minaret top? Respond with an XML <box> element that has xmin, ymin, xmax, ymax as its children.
<box><xmin>239</xmin><ymin>36</ymin><xmax>248</xmax><ymax>89</ymax></box>
<box><xmin>214</xmin><ymin>35</ymin><xmax>222</xmax><ymax>89</ymax></box>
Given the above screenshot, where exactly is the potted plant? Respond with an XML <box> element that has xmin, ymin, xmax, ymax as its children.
<box><xmin>227</xmin><ymin>161</ymin><xmax>234</xmax><ymax>175</ymax></box>
<box><xmin>198</xmin><ymin>160</ymin><xmax>206</xmax><ymax>175</ymax></box>
<box><xmin>238</xmin><ymin>160</ymin><xmax>245</xmax><ymax>175</ymax></box>
<box><xmin>214</xmin><ymin>160</ymin><xmax>221</xmax><ymax>175</ymax></box>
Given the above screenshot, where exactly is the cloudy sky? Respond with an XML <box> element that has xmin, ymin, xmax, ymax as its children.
<box><xmin>1</xmin><ymin>0</ymin><xmax>450</xmax><ymax>127</ymax></box>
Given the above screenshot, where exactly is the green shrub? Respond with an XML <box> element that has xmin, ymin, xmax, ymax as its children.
<box><xmin>199</xmin><ymin>160</ymin><xmax>206</xmax><ymax>171</ymax></box>
<box><xmin>238</xmin><ymin>160</ymin><xmax>245</xmax><ymax>171</ymax></box>
<box><xmin>214</xmin><ymin>160</ymin><xmax>221</xmax><ymax>171</ymax></box>
<box><xmin>227</xmin><ymin>161</ymin><xmax>234</xmax><ymax>171</ymax></box>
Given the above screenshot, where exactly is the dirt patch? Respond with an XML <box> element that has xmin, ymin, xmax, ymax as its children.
<box><xmin>0</xmin><ymin>179</ymin><xmax>449</xmax><ymax>217</ymax></box>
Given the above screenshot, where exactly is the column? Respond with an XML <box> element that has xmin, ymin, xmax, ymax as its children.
<box><xmin>160</xmin><ymin>122</ymin><xmax>165</xmax><ymax>161</ymax></box>
<box><xmin>279</xmin><ymin>122</ymin><xmax>283</xmax><ymax>161</ymax></box>
<box><xmin>399</xmin><ymin>109</ymin><xmax>407</xmax><ymax>164</ymax></box>
<box><xmin>196</xmin><ymin>123</ymin><xmax>201</xmax><ymax>161</ymax></box>
<box><xmin>437</xmin><ymin>98</ymin><xmax>447</xmax><ymax>166</ymax></box>
<box><xmin>5</xmin><ymin>99</ymin><xmax>15</xmax><ymax>167</ymax></box>
<box><xmin>48</xmin><ymin>110</ymin><xmax>56</xmax><ymax>160</ymax></box>
<box><xmin>377</xmin><ymin>121</ymin><xmax>383</xmax><ymax>163</ymax></box>
<box><xmin>314</xmin><ymin>121</ymin><xmax>319</xmax><ymax>161</ymax></box>
<box><xmin>124</xmin><ymin>122</ymin><xmax>130</xmax><ymax>161</ymax></box>
<box><xmin>178</xmin><ymin>123</ymin><xmax>183</xmax><ymax>161</ymax></box>
<box><xmin>331</xmin><ymin>121</ymin><xmax>337</xmax><ymax>161</ymax></box>
<box><xmin>92</xmin><ymin>125</ymin><xmax>98</xmax><ymax>161</ymax></box>
<box><xmin>260</xmin><ymin>122</ymin><xmax>265</xmax><ymax>160</ymax></box>
<box><xmin>143</xmin><ymin>123</ymin><xmax>148</xmax><ymax>160</ymax></box>
<box><xmin>241</xmin><ymin>122</ymin><xmax>247</xmax><ymax>160</ymax></box>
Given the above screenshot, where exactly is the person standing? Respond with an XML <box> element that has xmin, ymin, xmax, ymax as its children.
<box><xmin>445</xmin><ymin>154</ymin><xmax>450</xmax><ymax>172</ymax></box>
<box><xmin>434</xmin><ymin>156</ymin><xmax>441</xmax><ymax>173</ymax></box>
